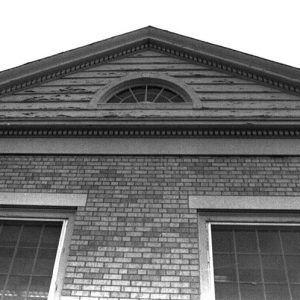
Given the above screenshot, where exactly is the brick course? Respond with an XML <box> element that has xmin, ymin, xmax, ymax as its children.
<box><xmin>1</xmin><ymin>155</ymin><xmax>300</xmax><ymax>299</ymax></box>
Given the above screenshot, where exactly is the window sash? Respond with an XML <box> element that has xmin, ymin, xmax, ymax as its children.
<box><xmin>0</xmin><ymin>209</ymin><xmax>74</xmax><ymax>300</ymax></box>
<box><xmin>198</xmin><ymin>212</ymin><xmax>300</xmax><ymax>300</ymax></box>
<box><xmin>0</xmin><ymin>218</ymin><xmax>67</xmax><ymax>300</ymax></box>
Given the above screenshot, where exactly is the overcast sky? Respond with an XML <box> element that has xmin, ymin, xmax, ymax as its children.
<box><xmin>0</xmin><ymin>0</ymin><xmax>299</xmax><ymax>72</ymax></box>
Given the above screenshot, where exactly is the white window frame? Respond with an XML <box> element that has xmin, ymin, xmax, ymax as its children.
<box><xmin>189</xmin><ymin>196</ymin><xmax>300</xmax><ymax>300</ymax></box>
<box><xmin>0</xmin><ymin>192</ymin><xmax>87</xmax><ymax>300</ymax></box>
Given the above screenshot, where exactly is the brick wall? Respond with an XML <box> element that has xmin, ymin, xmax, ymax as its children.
<box><xmin>1</xmin><ymin>155</ymin><xmax>300</xmax><ymax>300</ymax></box>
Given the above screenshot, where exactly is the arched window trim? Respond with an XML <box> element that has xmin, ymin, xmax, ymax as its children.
<box><xmin>108</xmin><ymin>85</ymin><xmax>185</xmax><ymax>104</ymax></box>
<box><xmin>91</xmin><ymin>73</ymin><xmax>202</xmax><ymax>109</ymax></box>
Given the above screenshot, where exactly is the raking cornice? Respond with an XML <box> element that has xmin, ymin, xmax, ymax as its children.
<box><xmin>0</xmin><ymin>26</ymin><xmax>299</xmax><ymax>97</ymax></box>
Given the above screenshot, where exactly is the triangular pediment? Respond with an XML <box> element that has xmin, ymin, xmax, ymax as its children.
<box><xmin>1</xmin><ymin>27</ymin><xmax>299</xmax><ymax>94</ymax></box>
<box><xmin>0</xmin><ymin>26</ymin><xmax>299</xmax><ymax>134</ymax></box>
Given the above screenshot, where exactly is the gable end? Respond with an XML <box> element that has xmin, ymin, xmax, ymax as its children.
<box><xmin>0</xmin><ymin>27</ymin><xmax>299</xmax><ymax>97</ymax></box>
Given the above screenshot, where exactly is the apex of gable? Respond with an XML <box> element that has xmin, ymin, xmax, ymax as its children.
<box><xmin>0</xmin><ymin>27</ymin><xmax>300</xmax><ymax>139</ymax></box>
<box><xmin>0</xmin><ymin>27</ymin><xmax>299</xmax><ymax>97</ymax></box>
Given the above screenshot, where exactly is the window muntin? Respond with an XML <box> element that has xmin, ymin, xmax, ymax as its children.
<box><xmin>211</xmin><ymin>224</ymin><xmax>300</xmax><ymax>300</ymax></box>
<box><xmin>107</xmin><ymin>85</ymin><xmax>185</xmax><ymax>104</ymax></box>
<box><xmin>0</xmin><ymin>219</ymin><xmax>64</xmax><ymax>300</ymax></box>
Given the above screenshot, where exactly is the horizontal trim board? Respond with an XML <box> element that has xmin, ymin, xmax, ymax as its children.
<box><xmin>0</xmin><ymin>192</ymin><xmax>87</xmax><ymax>207</ymax></box>
<box><xmin>189</xmin><ymin>196</ymin><xmax>300</xmax><ymax>210</ymax></box>
<box><xmin>1</xmin><ymin>138</ymin><xmax>300</xmax><ymax>154</ymax></box>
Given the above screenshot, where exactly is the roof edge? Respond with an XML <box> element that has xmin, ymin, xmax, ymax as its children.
<box><xmin>0</xmin><ymin>26</ymin><xmax>299</xmax><ymax>96</ymax></box>
<box><xmin>146</xmin><ymin>27</ymin><xmax>300</xmax><ymax>82</ymax></box>
<box><xmin>0</xmin><ymin>27</ymin><xmax>152</xmax><ymax>86</ymax></box>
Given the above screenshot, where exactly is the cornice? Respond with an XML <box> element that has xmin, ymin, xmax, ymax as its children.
<box><xmin>0</xmin><ymin>41</ymin><xmax>148</xmax><ymax>97</ymax></box>
<box><xmin>1</xmin><ymin>125</ymin><xmax>300</xmax><ymax>138</ymax></box>
<box><xmin>0</xmin><ymin>30</ymin><xmax>299</xmax><ymax>97</ymax></box>
<box><xmin>148</xmin><ymin>41</ymin><xmax>300</xmax><ymax>95</ymax></box>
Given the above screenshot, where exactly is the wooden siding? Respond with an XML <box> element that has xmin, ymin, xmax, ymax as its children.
<box><xmin>0</xmin><ymin>50</ymin><xmax>299</xmax><ymax>119</ymax></box>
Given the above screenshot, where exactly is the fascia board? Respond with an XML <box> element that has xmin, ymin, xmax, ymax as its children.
<box><xmin>0</xmin><ymin>27</ymin><xmax>151</xmax><ymax>87</ymax></box>
<box><xmin>146</xmin><ymin>27</ymin><xmax>300</xmax><ymax>85</ymax></box>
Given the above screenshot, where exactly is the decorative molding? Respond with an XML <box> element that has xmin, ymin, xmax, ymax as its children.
<box><xmin>2</xmin><ymin>137</ymin><xmax>300</xmax><ymax>155</ymax></box>
<box><xmin>0</xmin><ymin>126</ymin><xmax>300</xmax><ymax>138</ymax></box>
<box><xmin>0</xmin><ymin>39</ymin><xmax>299</xmax><ymax>98</ymax></box>
<box><xmin>148</xmin><ymin>41</ymin><xmax>300</xmax><ymax>95</ymax></box>
<box><xmin>0</xmin><ymin>192</ymin><xmax>87</xmax><ymax>207</ymax></box>
<box><xmin>0</xmin><ymin>42</ymin><xmax>150</xmax><ymax>97</ymax></box>
<box><xmin>91</xmin><ymin>72</ymin><xmax>200</xmax><ymax>108</ymax></box>
<box><xmin>189</xmin><ymin>196</ymin><xmax>300</xmax><ymax>210</ymax></box>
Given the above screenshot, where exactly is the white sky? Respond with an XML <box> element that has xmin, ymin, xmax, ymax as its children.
<box><xmin>0</xmin><ymin>0</ymin><xmax>299</xmax><ymax>72</ymax></box>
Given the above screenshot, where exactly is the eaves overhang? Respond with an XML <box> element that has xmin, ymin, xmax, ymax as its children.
<box><xmin>0</xmin><ymin>26</ymin><xmax>299</xmax><ymax>97</ymax></box>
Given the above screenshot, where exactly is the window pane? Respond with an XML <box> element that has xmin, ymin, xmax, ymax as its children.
<box><xmin>235</xmin><ymin>229</ymin><xmax>257</xmax><ymax>253</ymax></box>
<box><xmin>0</xmin><ymin>248</ymin><xmax>14</xmax><ymax>273</ymax></box>
<box><xmin>34</xmin><ymin>249</ymin><xmax>58</xmax><ymax>276</ymax></box>
<box><xmin>291</xmin><ymin>284</ymin><xmax>300</xmax><ymax>299</ymax></box>
<box><xmin>238</xmin><ymin>254</ymin><xmax>262</xmax><ymax>282</ymax></box>
<box><xmin>11</xmin><ymin>248</ymin><xmax>36</xmax><ymax>275</ymax></box>
<box><xmin>3</xmin><ymin>275</ymin><xmax>30</xmax><ymax>300</ymax></box>
<box><xmin>215</xmin><ymin>283</ymin><xmax>239</xmax><ymax>300</ymax></box>
<box><xmin>286</xmin><ymin>255</ymin><xmax>300</xmax><ymax>283</ymax></box>
<box><xmin>265</xmin><ymin>284</ymin><xmax>290</xmax><ymax>300</ymax></box>
<box><xmin>147</xmin><ymin>87</ymin><xmax>162</xmax><ymax>102</ymax></box>
<box><xmin>131</xmin><ymin>86</ymin><xmax>145</xmax><ymax>102</ymax></box>
<box><xmin>170</xmin><ymin>95</ymin><xmax>184</xmax><ymax>103</ymax></box>
<box><xmin>259</xmin><ymin>230</ymin><xmax>281</xmax><ymax>253</ymax></box>
<box><xmin>28</xmin><ymin>276</ymin><xmax>51</xmax><ymax>299</ymax></box>
<box><xmin>282</xmin><ymin>231</ymin><xmax>300</xmax><ymax>253</ymax></box>
<box><xmin>240</xmin><ymin>283</ymin><xmax>264</xmax><ymax>299</ymax></box>
<box><xmin>107</xmin><ymin>96</ymin><xmax>120</xmax><ymax>103</ymax></box>
<box><xmin>107</xmin><ymin>85</ymin><xmax>185</xmax><ymax>104</ymax></box>
<box><xmin>262</xmin><ymin>255</ymin><xmax>286</xmax><ymax>283</ymax></box>
<box><xmin>41</xmin><ymin>225</ymin><xmax>61</xmax><ymax>248</ymax></box>
<box><xmin>116</xmin><ymin>89</ymin><xmax>131</xmax><ymax>100</ymax></box>
<box><xmin>0</xmin><ymin>225</ymin><xmax>20</xmax><ymax>247</ymax></box>
<box><xmin>213</xmin><ymin>254</ymin><xmax>237</xmax><ymax>282</ymax></box>
<box><xmin>212</xmin><ymin>228</ymin><xmax>233</xmax><ymax>253</ymax></box>
<box><xmin>161</xmin><ymin>89</ymin><xmax>176</xmax><ymax>99</ymax></box>
<box><xmin>19</xmin><ymin>226</ymin><xmax>41</xmax><ymax>248</ymax></box>
<box><xmin>154</xmin><ymin>96</ymin><xmax>169</xmax><ymax>103</ymax></box>
<box><xmin>122</xmin><ymin>96</ymin><xmax>136</xmax><ymax>103</ymax></box>
<box><xmin>0</xmin><ymin>275</ymin><xmax>6</xmax><ymax>297</ymax></box>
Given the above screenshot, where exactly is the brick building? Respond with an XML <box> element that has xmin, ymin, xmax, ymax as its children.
<box><xmin>0</xmin><ymin>27</ymin><xmax>300</xmax><ymax>300</ymax></box>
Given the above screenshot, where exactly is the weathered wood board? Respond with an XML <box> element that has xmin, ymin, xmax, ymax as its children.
<box><xmin>0</xmin><ymin>49</ymin><xmax>299</xmax><ymax>119</ymax></box>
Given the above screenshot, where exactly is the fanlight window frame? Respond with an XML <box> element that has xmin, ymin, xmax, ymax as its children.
<box><xmin>93</xmin><ymin>74</ymin><xmax>201</xmax><ymax>109</ymax></box>
<box><xmin>107</xmin><ymin>84</ymin><xmax>186</xmax><ymax>105</ymax></box>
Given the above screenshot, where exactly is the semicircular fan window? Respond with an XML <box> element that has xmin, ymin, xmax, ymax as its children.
<box><xmin>107</xmin><ymin>85</ymin><xmax>185</xmax><ymax>104</ymax></box>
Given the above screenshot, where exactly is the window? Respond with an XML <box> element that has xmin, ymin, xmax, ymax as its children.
<box><xmin>211</xmin><ymin>223</ymin><xmax>300</xmax><ymax>300</ymax></box>
<box><xmin>0</xmin><ymin>209</ymin><xmax>75</xmax><ymax>300</ymax></box>
<box><xmin>0</xmin><ymin>193</ymin><xmax>85</xmax><ymax>300</ymax></box>
<box><xmin>93</xmin><ymin>74</ymin><xmax>201</xmax><ymax>108</ymax></box>
<box><xmin>190</xmin><ymin>196</ymin><xmax>300</xmax><ymax>300</ymax></box>
<box><xmin>199</xmin><ymin>212</ymin><xmax>300</xmax><ymax>300</ymax></box>
<box><xmin>107</xmin><ymin>85</ymin><xmax>185</xmax><ymax>104</ymax></box>
<box><xmin>0</xmin><ymin>220</ymin><xmax>61</xmax><ymax>300</ymax></box>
